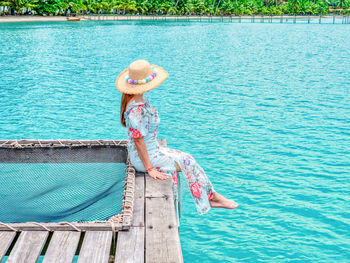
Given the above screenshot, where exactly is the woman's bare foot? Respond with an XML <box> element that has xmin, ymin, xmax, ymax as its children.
<box><xmin>209</xmin><ymin>192</ymin><xmax>239</xmax><ymax>209</ymax></box>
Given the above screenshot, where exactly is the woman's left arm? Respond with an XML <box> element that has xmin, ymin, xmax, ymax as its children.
<box><xmin>133</xmin><ymin>136</ymin><xmax>168</xmax><ymax>180</ymax></box>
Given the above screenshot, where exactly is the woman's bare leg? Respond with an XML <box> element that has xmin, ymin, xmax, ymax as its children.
<box><xmin>209</xmin><ymin>192</ymin><xmax>239</xmax><ymax>209</ymax></box>
<box><xmin>175</xmin><ymin>159</ymin><xmax>238</xmax><ymax>210</ymax></box>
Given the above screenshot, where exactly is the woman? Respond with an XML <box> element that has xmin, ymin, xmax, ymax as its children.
<box><xmin>116</xmin><ymin>59</ymin><xmax>238</xmax><ymax>215</ymax></box>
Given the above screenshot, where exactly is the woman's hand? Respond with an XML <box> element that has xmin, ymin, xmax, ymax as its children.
<box><xmin>133</xmin><ymin>137</ymin><xmax>167</xmax><ymax>180</ymax></box>
<box><xmin>148</xmin><ymin>169</ymin><xmax>168</xmax><ymax>180</ymax></box>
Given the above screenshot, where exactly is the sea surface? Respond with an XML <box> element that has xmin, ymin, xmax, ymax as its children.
<box><xmin>0</xmin><ymin>20</ymin><xmax>349</xmax><ymax>262</ymax></box>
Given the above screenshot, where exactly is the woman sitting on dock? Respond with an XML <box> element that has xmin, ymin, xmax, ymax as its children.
<box><xmin>116</xmin><ymin>60</ymin><xmax>238</xmax><ymax>215</ymax></box>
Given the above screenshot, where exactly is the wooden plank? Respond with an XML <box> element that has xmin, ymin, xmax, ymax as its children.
<box><xmin>42</xmin><ymin>231</ymin><xmax>81</xmax><ymax>263</ymax></box>
<box><xmin>0</xmin><ymin>222</ymin><xmax>123</xmax><ymax>232</ymax></box>
<box><xmin>114</xmin><ymin>173</ymin><xmax>145</xmax><ymax>262</ymax></box>
<box><xmin>145</xmin><ymin>138</ymin><xmax>183</xmax><ymax>262</ymax></box>
<box><xmin>77</xmin><ymin>231</ymin><xmax>112</xmax><ymax>263</ymax></box>
<box><xmin>114</xmin><ymin>227</ymin><xmax>144</xmax><ymax>263</ymax></box>
<box><xmin>145</xmin><ymin>175</ymin><xmax>173</xmax><ymax>198</ymax></box>
<box><xmin>0</xmin><ymin>231</ymin><xmax>16</xmax><ymax>260</ymax></box>
<box><xmin>145</xmin><ymin>197</ymin><xmax>183</xmax><ymax>263</ymax></box>
<box><xmin>6</xmin><ymin>231</ymin><xmax>49</xmax><ymax>263</ymax></box>
<box><xmin>132</xmin><ymin>173</ymin><xmax>145</xmax><ymax>227</ymax></box>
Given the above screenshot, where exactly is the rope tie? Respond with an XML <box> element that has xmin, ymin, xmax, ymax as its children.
<box><xmin>77</xmin><ymin>140</ymin><xmax>85</xmax><ymax>146</ymax></box>
<box><xmin>0</xmin><ymin>140</ymin><xmax>9</xmax><ymax>147</ymax></box>
<box><xmin>96</xmin><ymin>140</ymin><xmax>103</xmax><ymax>145</ymax></box>
<box><xmin>124</xmin><ymin>189</ymin><xmax>134</xmax><ymax>195</ymax></box>
<box><xmin>58</xmin><ymin>221</ymin><xmax>83</xmax><ymax>232</ymax></box>
<box><xmin>38</xmin><ymin>140</ymin><xmax>43</xmax><ymax>147</ymax></box>
<box><xmin>122</xmin><ymin>208</ymin><xmax>133</xmax><ymax>214</ymax></box>
<box><xmin>11</xmin><ymin>140</ymin><xmax>23</xmax><ymax>148</ymax></box>
<box><xmin>27</xmin><ymin>222</ymin><xmax>51</xmax><ymax>231</ymax></box>
<box><xmin>0</xmin><ymin>222</ymin><xmax>19</xmax><ymax>232</ymax></box>
<box><xmin>110</xmin><ymin>221</ymin><xmax>116</xmax><ymax>233</ymax></box>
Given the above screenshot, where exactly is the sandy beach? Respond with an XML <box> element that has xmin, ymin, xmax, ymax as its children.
<box><xmin>0</xmin><ymin>15</ymin><xmax>73</xmax><ymax>23</ymax></box>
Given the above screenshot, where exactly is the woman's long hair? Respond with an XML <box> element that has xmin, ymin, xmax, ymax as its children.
<box><xmin>120</xmin><ymin>93</ymin><xmax>134</xmax><ymax>127</ymax></box>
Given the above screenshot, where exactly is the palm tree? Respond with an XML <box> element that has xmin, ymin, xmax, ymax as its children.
<box><xmin>0</xmin><ymin>0</ymin><xmax>37</xmax><ymax>15</ymax></box>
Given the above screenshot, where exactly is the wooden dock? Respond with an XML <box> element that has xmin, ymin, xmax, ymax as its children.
<box><xmin>0</xmin><ymin>139</ymin><xmax>183</xmax><ymax>263</ymax></box>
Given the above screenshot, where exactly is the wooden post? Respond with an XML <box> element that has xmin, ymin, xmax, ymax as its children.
<box><xmin>319</xmin><ymin>15</ymin><xmax>321</xmax><ymax>24</ymax></box>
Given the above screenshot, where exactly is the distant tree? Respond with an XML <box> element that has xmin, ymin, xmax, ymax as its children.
<box><xmin>0</xmin><ymin>0</ymin><xmax>37</xmax><ymax>15</ymax></box>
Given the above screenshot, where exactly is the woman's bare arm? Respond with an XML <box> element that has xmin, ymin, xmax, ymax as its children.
<box><xmin>134</xmin><ymin>137</ymin><xmax>168</xmax><ymax>180</ymax></box>
<box><xmin>133</xmin><ymin>137</ymin><xmax>153</xmax><ymax>170</ymax></box>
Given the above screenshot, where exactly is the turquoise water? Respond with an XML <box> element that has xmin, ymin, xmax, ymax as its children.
<box><xmin>0</xmin><ymin>21</ymin><xmax>349</xmax><ymax>262</ymax></box>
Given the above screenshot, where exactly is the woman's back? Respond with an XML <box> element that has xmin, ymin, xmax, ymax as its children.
<box><xmin>124</xmin><ymin>95</ymin><xmax>161</xmax><ymax>158</ymax></box>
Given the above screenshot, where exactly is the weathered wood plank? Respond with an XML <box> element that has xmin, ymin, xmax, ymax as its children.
<box><xmin>77</xmin><ymin>231</ymin><xmax>112</xmax><ymax>263</ymax></box>
<box><xmin>6</xmin><ymin>231</ymin><xmax>49</xmax><ymax>263</ymax></box>
<box><xmin>0</xmin><ymin>231</ymin><xmax>16</xmax><ymax>260</ymax></box>
<box><xmin>145</xmin><ymin>197</ymin><xmax>183</xmax><ymax>263</ymax></box>
<box><xmin>42</xmin><ymin>231</ymin><xmax>81</xmax><ymax>263</ymax></box>
<box><xmin>114</xmin><ymin>227</ymin><xmax>144</xmax><ymax>263</ymax></box>
<box><xmin>132</xmin><ymin>173</ymin><xmax>145</xmax><ymax>227</ymax></box>
<box><xmin>0</xmin><ymin>222</ymin><xmax>123</xmax><ymax>232</ymax></box>
<box><xmin>114</xmin><ymin>173</ymin><xmax>145</xmax><ymax>262</ymax></box>
<box><xmin>144</xmin><ymin>138</ymin><xmax>183</xmax><ymax>262</ymax></box>
<box><xmin>145</xmin><ymin>175</ymin><xmax>173</xmax><ymax>198</ymax></box>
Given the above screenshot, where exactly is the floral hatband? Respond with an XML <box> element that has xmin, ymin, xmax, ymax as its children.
<box><xmin>126</xmin><ymin>66</ymin><xmax>158</xmax><ymax>85</ymax></box>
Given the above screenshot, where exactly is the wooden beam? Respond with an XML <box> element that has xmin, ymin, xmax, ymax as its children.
<box><xmin>145</xmin><ymin>175</ymin><xmax>173</xmax><ymax>198</ymax></box>
<box><xmin>145</xmin><ymin>138</ymin><xmax>183</xmax><ymax>263</ymax></box>
<box><xmin>145</xmin><ymin>197</ymin><xmax>183</xmax><ymax>263</ymax></box>
<box><xmin>42</xmin><ymin>231</ymin><xmax>81</xmax><ymax>263</ymax></box>
<box><xmin>6</xmin><ymin>231</ymin><xmax>49</xmax><ymax>263</ymax></box>
<box><xmin>115</xmin><ymin>173</ymin><xmax>145</xmax><ymax>262</ymax></box>
<box><xmin>0</xmin><ymin>231</ymin><xmax>16</xmax><ymax>260</ymax></box>
<box><xmin>131</xmin><ymin>173</ymin><xmax>145</xmax><ymax>227</ymax></box>
<box><xmin>0</xmin><ymin>222</ymin><xmax>123</xmax><ymax>232</ymax></box>
<box><xmin>115</xmin><ymin>227</ymin><xmax>144</xmax><ymax>263</ymax></box>
<box><xmin>77</xmin><ymin>231</ymin><xmax>113</xmax><ymax>263</ymax></box>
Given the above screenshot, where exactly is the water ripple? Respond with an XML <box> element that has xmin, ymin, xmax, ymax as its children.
<box><xmin>0</xmin><ymin>21</ymin><xmax>349</xmax><ymax>262</ymax></box>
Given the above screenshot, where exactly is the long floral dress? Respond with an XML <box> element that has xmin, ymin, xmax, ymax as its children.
<box><xmin>124</xmin><ymin>95</ymin><xmax>216</xmax><ymax>216</ymax></box>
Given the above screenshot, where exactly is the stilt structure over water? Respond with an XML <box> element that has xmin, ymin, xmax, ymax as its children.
<box><xmin>0</xmin><ymin>139</ymin><xmax>183</xmax><ymax>263</ymax></box>
<box><xmin>80</xmin><ymin>14</ymin><xmax>350</xmax><ymax>24</ymax></box>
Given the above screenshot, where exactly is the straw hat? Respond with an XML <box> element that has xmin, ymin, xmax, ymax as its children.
<box><xmin>116</xmin><ymin>60</ymin><xmax>169</xmax><ymax>94</ymax></box>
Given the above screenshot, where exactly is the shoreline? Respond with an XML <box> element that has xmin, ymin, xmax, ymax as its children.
<box><xmin>0</xmin><ymin>14</ymin><xmax>347</xmax><ymax>23</ymax></box>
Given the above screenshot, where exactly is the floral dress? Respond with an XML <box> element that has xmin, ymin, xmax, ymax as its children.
<box><xmin>124</xmin><ymin>95</ymin><xmax>216</xmax><ymax>216</ymax></box>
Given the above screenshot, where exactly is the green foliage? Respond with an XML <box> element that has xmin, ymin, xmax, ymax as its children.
<box><xmin>33</xmin><ymin>0</ymin><xmax>62</xmax><ymax>15</ymax></box>
<box><xmin>0</xmin><ymin>0</ymin><xmax>349</xmax><ymax>15</ymax></box>
<box><xmin>0</xmin><ymin>0</ymin><xmax>37</xmax><ymax>14</ymax></box>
